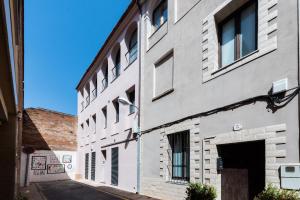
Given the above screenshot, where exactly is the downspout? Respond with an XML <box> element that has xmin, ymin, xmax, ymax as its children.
<box><xmin>136</xmin><ymin>0</ymin><xmax>143</xmax><ymax>194</ymax></box>
<box><xmin>297</xmin><ymin>0</ymin><xmax>300</xmax><ymax>161</ymax></box>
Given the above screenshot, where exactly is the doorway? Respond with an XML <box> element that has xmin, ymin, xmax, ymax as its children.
<box><xmin>111</xmin><ymin>147</ymin><xmax>119</xmax><ymax>186</ymax></box>
<box><xmin>100</xmin><ymin>150</ymin><xmax>106</xmax><ymax>183</ymax></box>
<box><xmin>91</xmin><ymin>152</ymin><xmax>96</xmax><ymax>181</ymax></box>
<box><xmin>217</xmin><ymin>140</ymin><xmax>265</xmax><ymax>200</ymax></box>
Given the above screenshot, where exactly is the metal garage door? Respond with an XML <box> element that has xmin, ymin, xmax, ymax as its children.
<box><xmin>91</xmin><ymin>152</ymin><xmax>96</xmax><ymax>181</ymax></box>
<box><xmin>111</xmin><ymin>147</ymin><xmax>118</xmax><ymax>186</ymax></box>
<box><xmin>85</xmin><ymin>153</ymin><xmax>89</xmax><ymax>180</ymax></box>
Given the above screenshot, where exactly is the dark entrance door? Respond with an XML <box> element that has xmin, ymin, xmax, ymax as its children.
<box><xmin>91</xmin><ymin>152</ymin><xmax>96</xmax><ymax>181</ymax></box>
<box><xmin>111</xmin><ymin>147</ymin><xmax>119</xmax><ymax>186</ymax></box>
<box><xmin>218</xmin><ymin>140</ymin><xmax>265</xmax><ymax>200</ymax></box>
<box><xmin>85</xmin><ymin>153</ymin><xmax>89</xmax><ymax>180</ymax></box>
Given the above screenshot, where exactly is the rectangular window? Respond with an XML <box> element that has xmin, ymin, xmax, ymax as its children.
<box><xmin>113</xmin><ymin>99</ymin><xmax>120</xmax><ymax>123</ymax></box>
<box><xmin>153</xmin><ymin>0</ymin><xmax>168</xmax><ymax>29</ymax></box>
<box><xmin>92</xmin><ymin>114</ymin><xmax>96</xmax><ymax>134</ymax></box>
<box><xmin>126</xmin><ymin>88</ymin><xmax>135</xmax><ymax>114</ymax></box>
<box><xmin>168</xmin><ymin>132</ymin><xmax>190</xmax><ymax>181</ymax></box>
<box><xmin>102</xmin><ymin>106</ymin><xmax>107</xmax><ymax>129</ymax></box>
<box><xmin>219</xmin><ymin>1</ymin><xmax>257</xmax><ymax>67</ymax></box>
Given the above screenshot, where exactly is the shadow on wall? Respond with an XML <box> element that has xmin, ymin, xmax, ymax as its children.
<box><xmin>22</xmin><ymin>111</ymin><xmax>50</xmax><ymax>150</ymax></box>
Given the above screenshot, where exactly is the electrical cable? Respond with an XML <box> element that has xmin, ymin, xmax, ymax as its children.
<box><xmin>141</xmin><ymin>86</ymin><xmax>300</xmax><ymax>134</ymax></box>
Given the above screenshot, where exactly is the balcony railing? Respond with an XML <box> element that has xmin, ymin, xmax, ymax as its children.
<box><xmin>125</xmin><ymin>44</ymin><xmax>138</xmax><ymax>66</ymax></box>
<box><xmin>112</xmin><ymin>64</ymin><xmax>121</xmax><ymax>80</ymax></box>
<box><xmin>85</xmin><ymin>95</ymin><xmax>90</xmax><ymax>108</ymax></box>
<box><xmin>102</xmin><ymin>78</ymin><xmax>108</xmax><ymax>91</ymax></box>
<box><xmin>91</xmin><ymin>88</ymin><xmax>97</xmax><ymax>101</ymax></box>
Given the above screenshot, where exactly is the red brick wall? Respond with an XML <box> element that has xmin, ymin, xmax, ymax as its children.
<box><xmin>22</xmin><ymin>108</ymin><xmax>77</xmax><ymax>151</ymax></box>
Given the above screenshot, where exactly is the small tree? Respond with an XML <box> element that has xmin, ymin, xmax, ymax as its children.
<box><xmin>186</xmin><ymin>183</ymin><xmax>217</xmax><ymax>200</ymax></box>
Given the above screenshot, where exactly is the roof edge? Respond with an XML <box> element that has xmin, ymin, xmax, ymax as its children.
<box><xmin>76</xmin><ymin>0</ymin><xmax>137</xmax><ymax>90</ymax></box>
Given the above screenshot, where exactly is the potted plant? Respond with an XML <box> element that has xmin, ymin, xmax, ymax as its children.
<box><xmin>186</xmin><ymin>183</ymin><xmax>217</xmax><ymax>200</ymax></box>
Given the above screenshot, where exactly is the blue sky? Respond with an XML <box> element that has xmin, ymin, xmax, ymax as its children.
<box><xmin>24</xmin><ymin>0</ymin><xmax>131</xmax><ymax>115</ymax></box>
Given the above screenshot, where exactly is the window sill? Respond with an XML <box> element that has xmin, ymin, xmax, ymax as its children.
<box><xmin>124</xmin><ymin>58</ymin><xmax>137</xmax><ymax>71</ymax></box>
<box><xmin>100</xmin><ymin>137</ymin><xmax>107</xmax><ymax>140</ymax></box>
<box><xmin>111</xmin><ymin>132</ymin><xmax>119</xmax><ymax>137</ymax></box>
<box><xmin>128</xmin><ymin>111</ymin><xmax>135</xmax><ymax>116</ymax></box>
<box><xmin>149</xmin><ymin>21</ymin><xmax>168</xmax><ymax>39</ymax></box>
<box><xmin>152</xmin><ymin>88</ymin><xmax>174</xmax><ymax>102</ymax></box>
<box><xmin>212</xmin><ymin>50</ymin><xmax>259</xmax><ymax>75</ymax></box>
<box><xmin>165</xmin><ymin>179</ymin><xmax>189</xmax><ymax>185</ymax></box>
<box><xmin>204</xmin><ymin>46</ymin><xmax>276</xmax><ymax>83</ymax></box>
<box><xmin>101</xmin><ymin>87</ymin><xmax>108</xmax><ymax>93</ymax></box>
<box><xmin>111</xmin><ymin>76</ymin><xmax>120</xmax><ymax>84</ymax></box>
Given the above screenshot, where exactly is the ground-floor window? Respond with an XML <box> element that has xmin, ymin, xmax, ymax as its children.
<box><xmin>85</xmin><ymin>153</ymin><xmax>89</xmax><ymax>180</ymax></box>
<box><xmin>168</xmin><ymin>131</ymin><xmax>190</xmax><ymax>181</ymax></box>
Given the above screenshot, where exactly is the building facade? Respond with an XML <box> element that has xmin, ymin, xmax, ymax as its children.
<box><xmin>77</xmin><ymin>0</ymin><xmax>300</xmax><ymax>199</ymax></box>
<box><xmin>0</xmin><ymin>0</ymin><xmax>24</xmax><ymax>199</ymax></box>
<box><xmin>76</xmin><ymin>2</ymin><xmax>141</xmax><ymax>193</ymax></box>
<box><xmin>139</xmin><ymin>0</ymin><xmax>300</xmax><ymax>200</ymax></box>
<box><xmin>20</xmin><ymin>108</ymin><xmax>77</xmax><ymax>186</ymax></box>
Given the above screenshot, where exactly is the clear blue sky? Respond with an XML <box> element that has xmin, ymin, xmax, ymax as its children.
<box><xmin>24</xmin><ymin>0</ymin><xmax>131</xmax><ymax>115</ymax></box>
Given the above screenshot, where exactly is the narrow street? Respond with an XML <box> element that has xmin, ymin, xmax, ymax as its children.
<box><xmin>36</xmin><ymin>181</ymin><xmax>123</xmax><ymax>200</ymax></box>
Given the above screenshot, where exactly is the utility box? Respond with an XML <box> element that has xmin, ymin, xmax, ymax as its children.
<box><xmin>280</xmin><ymin>164</ymin><xmax>300</xmax><ymax>190</ymax></box>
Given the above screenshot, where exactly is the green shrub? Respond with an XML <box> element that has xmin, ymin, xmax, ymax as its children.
<box><xmin>254</xmin><ymin>185</ymin><xmax>300</xmax><ymax>200</ymax></box>
<box><xmin>15</xmin><ymin>193</ymin><xmax>28</xmax><ymax>200</ymax></box>
<box><xmin>186</xmin><ymin>183</ymin><xmax>217</xmax><ymax>200</ymax></box>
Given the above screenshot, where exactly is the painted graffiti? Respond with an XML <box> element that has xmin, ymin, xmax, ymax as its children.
<box><xmin>33</xmin><ymin>170</ymin><xmax>46</xmax><ymax>176</ymax></box>
<box><xmin>62</xmin><ymin>155</ymin><xmax>72</xmax><ymax>163</ymax></box>
<box><xmin>47</xmin><ymin>164</ymin><xmax>65</xmax><ymax>174</ymax></box>
<box><xmin>31</xmin><ymin>156</ymin><xmax>46</xmax><ymax>170</ymax></box>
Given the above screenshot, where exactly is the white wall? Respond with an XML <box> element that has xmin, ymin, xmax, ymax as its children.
<box><xmin>20</xmin><ymin>150</ymin><xmax>77</xmax><ymax>186</ymax></box>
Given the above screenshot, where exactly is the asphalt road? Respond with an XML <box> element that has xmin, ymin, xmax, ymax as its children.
<box><xmin>37</xmin><ymin>180</ymin><xmax>124</xmax><ymax>200</ymax></box>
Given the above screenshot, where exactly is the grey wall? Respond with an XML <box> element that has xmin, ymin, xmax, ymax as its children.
<box><xmin>141</xmin><ymin>0</ymin><xmax>299</xmax><ymax>178</ymax></box>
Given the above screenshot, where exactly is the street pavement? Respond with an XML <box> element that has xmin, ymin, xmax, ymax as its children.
<box><xmin>35</xmin><ymin>180</ymin><xmax>160</xmax><ymax>200</ymax></box>
<box><xmin>36</xmin><ymin>180</ymin><xmax>124</xmax><ymax>200</ymax></box>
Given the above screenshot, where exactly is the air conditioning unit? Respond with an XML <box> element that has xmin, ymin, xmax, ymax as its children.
<box><xmin>280</xmin><ymin>164</ymin><xmax>300</xmax><ymax>190</ymax></box>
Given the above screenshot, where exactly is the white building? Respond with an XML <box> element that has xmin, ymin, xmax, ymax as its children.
<box><xmin>76</xmin><ymin>2</ymin><xmax>141</xmax><ymax>193</ymax></box>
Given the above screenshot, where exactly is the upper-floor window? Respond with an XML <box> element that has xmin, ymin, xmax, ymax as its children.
<box><xmin>92</xmin><ymin>75</ymin><xmax>97</xmax><ymax>101</ymax></box>
<box><xmin>126</xmin><ymin>88</ymin><xmax>135</xmax><ymax>114</ymax></box>
<box><xmin>85</xmin><ymin>83</ymin><xmax>90</xmax><ymax>107</ymax></box>
<box><xmin>128</xmin><ymin>30</ymin><xmax>138</xmax><ymax>64</ymax></box>
<box><xmin>86</xmin><ymin>119</ymin><xmax>89</xmax><ymax>133</ymax></box>
<box><xmin>80</xmin><ymin>123</ymin><xmax>84</xmax><ymax>132</ymax></box>
<box><xmin>168</xmin><ymin>131</ymin><xmax>190</xmax><ymax>181</ymax></box>
<box><xmin>101</xmin><ymin>61</ymin><xmax>108</xmax><ymax>91</ymax></box>
<box><xmin>219</xmin><ymin>1</ymin><xmax>257</xmax><ymax>67</ymax></box>
<box><xmin>92</xmin><ymin>114</ymin><xmax>96</xmax><ymax>134</ymax></box>
<box><xmin>112</xmin><ymin>48</ymin><xmax>121</xmax><ymax>80</ymax></box>
<box><xmin>102</xmin><ymin>106</ymin><xmax>107</xmax><ymax>129</ymax></box>
<box><xmin>153</xmin><ymin>0</ymin><xmax>168</xmax><ymax>30</ymax></box>
<box><xmin>113</xmin><ymin>98</ymin><xmax>120</xmax><ymax>123</ymax></box>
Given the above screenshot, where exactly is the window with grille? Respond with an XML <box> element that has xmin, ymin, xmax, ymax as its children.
<box><xmin>168</xmin><ymin>131</ymin><xmax>190</xmax><ymax>181</ymax></box>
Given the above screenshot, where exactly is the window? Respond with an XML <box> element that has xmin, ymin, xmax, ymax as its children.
<box><xmin>80</xmin><ymin>123</ymin><xmax>84</xmax><ymax>130</ymax></box>
<box><xmin>219</xmin><ymin>1</ymin><xmax>257</xmax><ymax>67</ymax></box>
<box><xmin>86</xmin><ymin>119</ymin><xmax>89</xmax><ymax>128</ymax></box>
<box><xmin>113</xmin><ymin>99</ymin><xmax>120</xmax><ymax>123</ymax></box>
<box><xmin>113</xmin><ymin>49</ymin><xmax>121</xmax><ymax>79</ymax></box>
<box><xmin>92</xmin><ymin>114</ymin><xmax>96</xmax><ymax>134</ymax></box>
<box><xmin>126</xmin><ymin>88</ymin><xmax>135</xmax><ymax>114</ymax></box>
<box><xmin>168</xmin><ymin>132</ymin><xmax>190</xmax><ymax>181</ymax></box>
<box><xmin>102</xmin><ymin>106</ymin><xmax>107</xmax><ymax>129</ymax></box>
<box><xmin>102</xmin><ymin>62</ymin><xmax>108</xmax><ymax>90</ymax></box>
<box><xmin>128</xmin><ymin>30</ymin><xmax>138</xmax><ymax>64</ymax></box>
<box><xmin>85</xmin><ymin>84</ymin><xmax>90</xmax><ymax>107</ymax></box>
<box><xmin>153</xmin><ymin>0</ymin><xmax>168</xmax><ymax>29</ymax></box>
<box><xmin>92</xmin><ymin>75</ymin><xmax>97</xmax><ymax>100</ymax></box>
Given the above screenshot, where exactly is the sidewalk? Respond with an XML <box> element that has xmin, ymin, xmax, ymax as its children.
<box><xmin>20</xmin><ymin>183</ymin><xmax>46</xmax><ymax>200</ymax></box>
<box><xmin>76</xmin><ymin>179</ymin><xmax>160</xmax><ymax>200</ymax></box>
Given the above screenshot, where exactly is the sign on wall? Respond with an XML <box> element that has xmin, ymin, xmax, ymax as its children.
<box><xmin>49</xmin><ymin>155</ymin><xmax>60</xmax><ymax>164</ymax></box>
<box><xmin>31</xmin><ymin>156</ymin><xmax>47</xmax><ymax>170</ymax></box>
<box><xmin>47</xmin><ymin>164</ymin><xmax>65</xmax><ymax>174</ymax></box>
<box><xmin>62</xmin><ymin>155</ymin><xmax>72</xmax><ymax>163</ymax></box>
<box><xmin>33</xmin><ymin>170</ymin><xmax>46</xmax><ymax>176</ymax></box>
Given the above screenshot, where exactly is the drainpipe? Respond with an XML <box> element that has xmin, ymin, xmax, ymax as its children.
<box><xmin>297</xmin><ymin>0</ymin><xmax>300</xmax><ymax>161</ymax></box>
<box><xmin>136</xmin><ymin>0</ymin><xmax>143</xmax><ymax>194</ymax></box>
